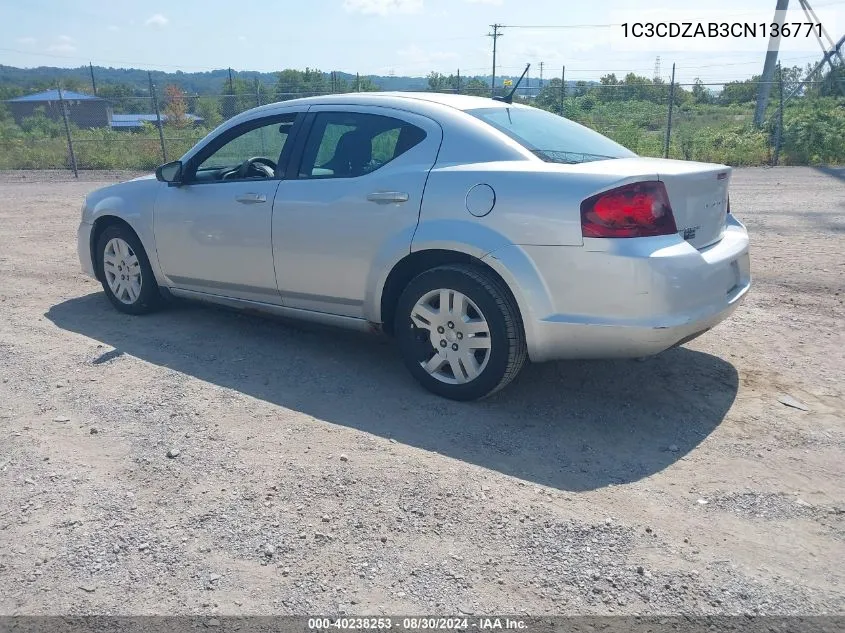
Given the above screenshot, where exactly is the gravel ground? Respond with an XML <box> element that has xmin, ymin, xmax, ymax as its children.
<box><xmin>0</xmin><ymin>167</ymin><xmax>842</xmax><ymax>616</ymax></box>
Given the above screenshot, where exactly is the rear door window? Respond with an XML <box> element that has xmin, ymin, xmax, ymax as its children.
<box><xmin>298</xmin><ymin>112</ymin><xmax>426</xmax><ymax>179</ymax></box>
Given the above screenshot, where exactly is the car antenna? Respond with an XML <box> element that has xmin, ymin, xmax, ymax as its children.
<box><xmin>493</xmin><ymin>63</ymin><xmax>531</xmax><ymax>104</ymax></box>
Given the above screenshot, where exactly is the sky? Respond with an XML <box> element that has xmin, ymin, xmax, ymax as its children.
<box><xmin>1</xmin><ymin>0</ymin><xmax>843</xmax><ymax>84</ymax></box>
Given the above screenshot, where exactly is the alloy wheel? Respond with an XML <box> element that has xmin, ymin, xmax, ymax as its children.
<box><xmin>103</xmin><ymin>237</ymin><xmax>143</xmax><ymax>305</ymax></box>
<box><xmin>410</xmin><ymin>288</ymin><xmax>492</xmax><ymax>384</ymax></box>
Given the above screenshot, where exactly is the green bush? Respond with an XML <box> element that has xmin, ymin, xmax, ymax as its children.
<box><xmin>19</xmin><ymin>109</ymin><xmax>65</xmax><ymax>138</ymax></box>
<box><xmin>668</xmin><ymin>126</ymin><xmax>769</xmax><ymax>165</ymax></box>
<box><xmin>780</xmin><ymin>98</ymin><xmax>845</xmax><ymax>165</ymax></box>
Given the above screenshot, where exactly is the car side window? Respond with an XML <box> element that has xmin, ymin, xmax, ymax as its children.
<box><xmin>298</xmin><ymin>112</ymin><xmax>426</xmax><ymax>179</ymax></box>
<box><xmin>190</xmin><ymin>114</ymin><xmax>297</xmax><ymax>183</ymax></box>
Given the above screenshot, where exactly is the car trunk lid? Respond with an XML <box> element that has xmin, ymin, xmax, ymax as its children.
<box><xmin>552</xmin><ymin>157</ymin><xmax>731</xmax><ymax>249</ymax></box>
<box><xmin>655</xmin><ymin>160</ymin><xmax>730</xmax><ymax>249</ymax></box>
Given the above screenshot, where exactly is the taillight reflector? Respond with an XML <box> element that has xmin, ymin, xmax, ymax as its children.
<box><xmin>580</xmin><ymin>181</ymin><xmax>677</xmax><ymax>238</ymax></box>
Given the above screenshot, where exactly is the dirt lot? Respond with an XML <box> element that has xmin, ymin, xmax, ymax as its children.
<box><xmin>0</xmin><ymin>167</ymin><xmax>843</xmax><ymax>616</ymax></box>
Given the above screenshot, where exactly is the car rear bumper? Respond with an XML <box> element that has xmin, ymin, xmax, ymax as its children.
<box><xmin>77</xmin><ymin>221</ymin><xmax>96</xmax><ymax>279</ymax></box>
<box><xmin>528</xmin><ymin>286</ymin><xmax>748</xmax><ymax>361</ymax></box>
<box><xmin>515</xmin><ymin>216</ymin><xmax>751</xmax><ymax>362</ymax></box>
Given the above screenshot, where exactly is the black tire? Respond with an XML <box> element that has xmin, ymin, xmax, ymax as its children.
<box><xmin>395</xmin><ymin>264</ymin><xmax>527</xmax><ymax>400</ymax></box>
<box><xmin>95</xmin><ymin>224</ymin><xmax>161</xmax><ymax>315</ymax></box>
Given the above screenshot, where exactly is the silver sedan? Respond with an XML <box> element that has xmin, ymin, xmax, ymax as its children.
<box><xmin>77</xmin><ymin>92</ymin><xmax>751</xmax><ymax>400</ymax></box>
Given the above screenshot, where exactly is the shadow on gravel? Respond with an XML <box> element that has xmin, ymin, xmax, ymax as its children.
<box><xmin>47</xmin><ymin>293</ymin><xmax>739</xmax><ymax>492</ymax></box>
<box><xmin>814</xmin><ymin>166</ymin><xmax>845</xmax><ymax>183</ymax></box>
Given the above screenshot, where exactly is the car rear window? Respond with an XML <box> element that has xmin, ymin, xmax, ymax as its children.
<box><xmin>467</xmin><ymin>106</ymin><xmax>636</xmax><ymax>164</ymax></box>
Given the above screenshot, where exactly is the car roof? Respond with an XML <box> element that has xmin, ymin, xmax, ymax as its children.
<box><xmin>247</xmin><ymin>91</ymin><xmax>531</xmax><ymax>116</ymax></box>
<box><xmin>356</xmin><ymin>92</ymin><xmax>530</xmax><ymax>111</ymax></box>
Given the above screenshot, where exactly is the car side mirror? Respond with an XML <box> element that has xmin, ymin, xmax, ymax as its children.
<box><xmin>156</xmin><ymin>160</ymin><xmax>183</xmax><ymax>186</ymax></box>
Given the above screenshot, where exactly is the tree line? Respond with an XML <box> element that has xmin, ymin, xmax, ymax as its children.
<box><xmin>1</xmin><ymin>62</ymin><xmax>842</xmax><ymax>167</ymax></box>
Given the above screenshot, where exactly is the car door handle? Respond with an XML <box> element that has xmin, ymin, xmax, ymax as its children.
<box><xmin>235</xmin><ymin>193</ymin><xmax>267</xmax><ymax>204</ymax></box>
<box><xmin>367</xmin><ymin>191</ymin><xmax>409</xmax><ymax>204</ymax></box>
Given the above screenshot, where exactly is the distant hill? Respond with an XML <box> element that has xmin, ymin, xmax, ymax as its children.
<box><xmin>0</xmin><ymin>64</ymin><xmax>581</xmax><ymax>99</ymax></box>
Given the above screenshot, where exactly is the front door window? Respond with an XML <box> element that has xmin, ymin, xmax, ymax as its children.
<box><xmin>190</xmin><ymin>115</ymin><xmax>297</xmax><ymax>182</ymax></box>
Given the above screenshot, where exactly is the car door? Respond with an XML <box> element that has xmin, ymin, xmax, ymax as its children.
<box><xmin>273</xmin><ymin>106</ymin><xmax>442</xmax><ymax>318</ymax></box>
<box><xmin>153</xmin><ymin>111</ymin><xmax>304</xmax><ymax>304</ymax></box>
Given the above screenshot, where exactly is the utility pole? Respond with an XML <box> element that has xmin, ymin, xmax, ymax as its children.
<box><xmin>799</xmin><ymin>0</ymin><xmax>845</xmax><ymax>66</ymax></box>
<box><xmin>488</xmin><ymin>23</ymin><xmax>503</xmax><ymax>97</ymax></box>
<box><xmin>539</xmin><ymin>61</ymin><xmax>544</xmax><ymax>90</ymax></box>
<box><xmin>754</xmin><ymin>0</ymin><xmax>790</xmax><ymax>126</ymax></box>
<box><xmin>89</xmin><ymin>62</ymin><xmax>97</xmax><ymax>95</ymax></box>
<box><xmin>797</xmin><ymin>0</ymin><xmax>845</xmax><ymax>95</ymax></box>
<box><xmin>356</xmin><ymin>72</ymin><xmax>360</xmax><ymax>92</ymax></box>
<box><xmin>456</xmin><ymin>68</ymin><xmax>461</xmax><ymax>94</ymax></box>
<box><xmin>783</xmin><ymin>34</ymin><xmax>845</xmax><ymax>103</ymax></box>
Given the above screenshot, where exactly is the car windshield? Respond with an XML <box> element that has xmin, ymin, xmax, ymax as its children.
<box><xmin>467</xmin><ymin>106</ymin><xmax>636</xmax><ymax>164</ymax></box>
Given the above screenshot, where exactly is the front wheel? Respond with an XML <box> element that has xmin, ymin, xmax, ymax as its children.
<box><xmin>96</xmin><ymin>224</ymin><xmax>161</xmax><ymax>315</ymax></box>
<box><xmin>395</xmin><ymin>264</ymin><xmax>527</xmax><ymax>400</ymax></box>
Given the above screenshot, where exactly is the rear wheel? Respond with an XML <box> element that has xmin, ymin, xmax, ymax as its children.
<box><xmin>395</xmin><ymin>264</ymin><xmax>527</xmax><ymax>400</ymax></box>
<box><xmin>96</xmin><ymin>225</ymin><xmax>161</xmax><ymax>315</ymax></box>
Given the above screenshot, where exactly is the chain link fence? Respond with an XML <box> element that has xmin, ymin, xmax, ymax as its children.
<box><xmin>1</xmin><ymin>69</ymin><xmax>842</xmax><ymax>175</ymax></box>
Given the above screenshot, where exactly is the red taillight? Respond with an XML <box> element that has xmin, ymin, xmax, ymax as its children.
<box><xmin>580</xmin><ymin>181</ymin><xmax>677</xmax><ymax>238</ymax></box>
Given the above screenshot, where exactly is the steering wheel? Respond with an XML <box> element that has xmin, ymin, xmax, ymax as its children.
<box><xmin>237</xmin><ymin>156</ymin><xmax>277</xmax><ymax>179</ymax></box>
